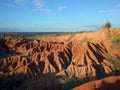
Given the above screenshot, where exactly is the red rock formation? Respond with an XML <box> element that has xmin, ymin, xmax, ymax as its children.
<box><xmin>0</xmin><ymin>38</ymin><xmax>113</xmax><ymax>79</ymax></box>
<box><xmin>0</xmin><ymin>29</ymin><xmax>120</xmax><ymax>79</ymax></box>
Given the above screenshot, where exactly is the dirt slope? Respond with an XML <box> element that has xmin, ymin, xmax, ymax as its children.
<box><xmin>72</xmin><ymin>76</ymin><xmax>120</xmax><ymax>90</ymax></box>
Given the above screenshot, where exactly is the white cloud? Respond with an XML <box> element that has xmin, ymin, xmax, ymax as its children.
<box><xmin>58</xmin><ymin>6</ymin><xmax>67</xmax><ymax>11</ymax></box>
<box><xmin>15</xmin><ymin>0</ymin><xmax>27</xmax><ymax>7</ymax></box>
<box><xmin>32</xmin><ymin>0</ymin><xmax>45</xmax><ymax>9</ymax></box>
<box><xmin>14</xmin><ymin>0</ymin><xmax>46</xmax><ymax>9</ymax></box>
<box><xmin>98</xmin><ymin>9</ymin><xmax>120</xmax><ymax>14</ymax></box>
<box><xmin>3</xmin><ymin>0</ymin><xmax>68</xmax><ymax>14</ymax></box>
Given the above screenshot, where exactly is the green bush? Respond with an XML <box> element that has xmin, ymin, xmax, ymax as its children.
<box><xmin>58</xmin><ymin>76</ymin><xmax>89</xmax><ymax>90</ymax></box>
<box><xmin>112</xmin><ymin>35</ymin><xmax>120</xmax><ymax>43</ymax></box>
<box><xmin>111</xmin><ymin>35</ymin><xmax>120</xmax><ymax>51</ymax></box>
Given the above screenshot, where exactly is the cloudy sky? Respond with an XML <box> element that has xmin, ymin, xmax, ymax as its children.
<box><xmin>0</xmin><ymin>0</ymin><xmax>120</xmax><ymax>32</ymax></box>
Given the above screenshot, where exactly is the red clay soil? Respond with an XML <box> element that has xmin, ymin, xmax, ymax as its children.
<box><xmin>0</xmin><ymin>28</ymin><xmax>120</xmax><ymax>80</ymax></box>
<box><xmin>72</xmin><ymin>76</ymin><xmax>120</xmax><ymax>90</ymax></box>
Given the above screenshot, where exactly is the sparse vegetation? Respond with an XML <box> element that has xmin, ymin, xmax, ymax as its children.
<box><xmin>112</xmin><ymin>35</ymin><xmax>120</xmax><ymax>43</ymax></box>
<box><xmin>107</xmin><ymin>53</ymin><xmax>120</xmax><ymax>72</ymax></box>
<box><xmin>58</xmin><ymin>76</ymin><xmax>89</xmax><ymax>90</ymax></box>
<box><xmin>105</xmin><ymin>35</ymin><xmax>120</xmax><ymax>75</ymax></box>
<box><xmin>111</xmin><ymin>35</ymin><xmax>120</xmax><ymax>56</ymax></box>
<box><xmin>19</xmin><ymin>75</ymin><xmax>89</xmax><ymax>90</ymax></box>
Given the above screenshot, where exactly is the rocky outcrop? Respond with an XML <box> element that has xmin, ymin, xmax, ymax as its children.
<box><xmin>65</xmin><ymin>41</ymin><xmax>113</xmax><ymax>79</ymax></box>
<box><xmin>0</xmin><ymin>37</ymin><xmax>114</xmax><ymax>79</ymax></box>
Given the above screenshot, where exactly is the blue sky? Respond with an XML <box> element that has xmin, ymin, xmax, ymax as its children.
<box><xmin>0</xmin><ymin>0</ymin><xmax>120</xmax><ymax>32</ymax></box>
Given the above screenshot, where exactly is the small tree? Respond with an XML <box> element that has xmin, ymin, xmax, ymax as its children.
<box><xmin>104</xmin><ymin>21</ymin><xmax>111</xmax><ymax>29</ymax></box>
<box><xmin>104</xmin><ymin>21</ymin><xmax>111</xmax><ymax>37</ymax></box>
